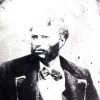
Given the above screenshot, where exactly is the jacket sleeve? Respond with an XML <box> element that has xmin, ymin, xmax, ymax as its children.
<box><xmin>0</xmin><ymin>62</ymin><xmax>9</xmax><ymax>100</ymax></box>
<box><xmin>86</xmin><ymin>70</ymin><xmax>99</xmax><ymax>100</ymax></box>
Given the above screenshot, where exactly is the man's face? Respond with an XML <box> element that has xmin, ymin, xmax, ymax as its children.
<box><xmin>31</xmin><ymin>20</ymin><xmax>62</xmax><ymax>61</ymax></box>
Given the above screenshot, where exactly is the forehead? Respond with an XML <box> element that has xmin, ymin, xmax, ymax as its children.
<box><xmin>30</xmin><ymin>17</ymin><xmax>66</xmax><ymax>36</ymax></box>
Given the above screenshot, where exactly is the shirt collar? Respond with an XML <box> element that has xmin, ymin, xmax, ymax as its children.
<box><xmin>39</xmin><ymin>56</ymin><xmax>65</xmax><ymax>78</ymax></box>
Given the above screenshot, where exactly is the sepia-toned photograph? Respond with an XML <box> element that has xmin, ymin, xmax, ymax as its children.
<box><xmin>0</xmin><ymin>0</ymin><xmax>100</xmax><ymax>100</ymax></box>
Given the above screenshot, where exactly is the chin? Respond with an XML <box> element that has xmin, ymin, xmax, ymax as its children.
<box><xmin>35</xmin><ymin>53</ymin><xmax>46</xmax><ymax>59</ymax></box>
<box><xmin>37</xmin><ymin>54</ymin><xmax>46</xmax><ymax>59</ymax></box>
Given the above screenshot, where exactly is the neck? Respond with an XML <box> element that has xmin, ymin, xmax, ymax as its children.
<box><xmin>40</xmin><ymin>55</ymin><xmax>62</xmax><ymax>70</ymax></box>
<box><xmin>48</xmin><ymin>55</ymin><xmax>60</xmax><ymax>68</ymax></box>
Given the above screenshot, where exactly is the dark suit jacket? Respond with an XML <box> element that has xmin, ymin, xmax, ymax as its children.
<box><xmin>0</xmin><ymin>54</ymin><xmax>99</xmax><ymax>100</ymax></box>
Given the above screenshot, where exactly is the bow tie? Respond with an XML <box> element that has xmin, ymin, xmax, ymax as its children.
<box><xmin>40</xmin><ymin>67</ymin><xmax>63</xmax><ymax>81</ymax></box>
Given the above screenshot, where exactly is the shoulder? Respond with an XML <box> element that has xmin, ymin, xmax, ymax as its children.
<box><xmin>0</xmin><ymin>54</ymin><xmax>39</xmax><ymax>78</ymax></box>
<box><xmin>60</xmin><ymin>56</ymin><xmax>89</xmax><ymax>79</ymax></box>
<box><xmin>60</xmin><ymin>56</ymin><xmax>99</xmax><ymax>100</ymax></box>
<box><xmin>0</xmin><ymin>54</ymin><xmax>32</xmax><ymax>68</ymax></box>
<box><xmin>0</xmin><ymin>54</ymin><xmax>38</xmax><ymax>67</ymax></box>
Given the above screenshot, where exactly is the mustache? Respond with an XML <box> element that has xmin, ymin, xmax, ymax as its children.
<box><xmin>32</xmin><ymin>48</ymin><xmax>47</xmax><ymax>54</ymax></box>
<box><xmin>34</xmin><ymin>49</ymin><xmax>46</xmax><ymax>52</ymax></box>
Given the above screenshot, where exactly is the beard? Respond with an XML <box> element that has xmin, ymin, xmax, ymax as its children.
<box><xmin>31</xmin><ymin>43</ymin><xmax>59</xmax><ymax>65</ymax></box>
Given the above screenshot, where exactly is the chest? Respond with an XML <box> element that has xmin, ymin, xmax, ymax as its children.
<box><xmin>6</xmin><ymin>70</ymin><xmax>87</xmax><ymax>100</ymax></box>
<box><xmin>38</xmin><ymin>75</ymin><xmax>66</xmax><ymax>100</ymax></box>
<box><xmin>6</xmin><ymin>73</ymin><xmax>68</xmax><ymax>100</ymax></box>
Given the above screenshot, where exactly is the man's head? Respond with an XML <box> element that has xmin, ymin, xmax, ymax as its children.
<box><xmin>0</xmin><ymin>0</ymin><xmax>69</xmax><ymax>62</ymax></box>
<box><xmin>31</xmin><ymin>17</ymin><xmax>69</xmax><ymax>62</ymax></box>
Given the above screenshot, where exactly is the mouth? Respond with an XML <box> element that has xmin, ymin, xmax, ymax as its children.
<box><xmin>34</xmin><ymin>49</ymin><xmax>47</xmax><ymax>58</ymax></box>
<box><xmin>35</xmin><ymin>49</ymin><xmax>46</xmax><ymax>54</ymax></box>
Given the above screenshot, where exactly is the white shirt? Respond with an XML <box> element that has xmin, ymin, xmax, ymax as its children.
<box><xmin>38</xmin><ymin>60</ymin><xmax>65</xmax><ymax>100</ymax></box>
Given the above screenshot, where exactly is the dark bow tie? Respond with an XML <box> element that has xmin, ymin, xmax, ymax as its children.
<box><xmin>40</xmin><ymin>67</ymin><xmax>63</xmax><ymax>81</ymax></box>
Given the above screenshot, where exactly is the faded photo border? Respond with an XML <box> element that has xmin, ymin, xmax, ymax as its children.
<box><xmin>0</xmin><ymin>0</ymin><xmax>100</xmax><ymax>99</ymax></box>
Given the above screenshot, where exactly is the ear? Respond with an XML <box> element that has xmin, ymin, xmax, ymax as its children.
<box><xmin>59</xmin><ymin>35</ymin><xmax>66</xmax><ymax>49</ymax></box>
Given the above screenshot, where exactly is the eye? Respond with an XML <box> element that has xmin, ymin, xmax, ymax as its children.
<box><xmin>31</xmin><ymin>35</ymin><xmax>38</xmax><ymax>39</ymax></box>
<box><xmin>41</xmin><ymin>35</ymin><xmax>49</xmax><ymax>39</ymax></box>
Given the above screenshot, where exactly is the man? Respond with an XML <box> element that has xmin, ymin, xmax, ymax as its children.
<box><xmin>0</xmin><ymin>0</ymin><xmax>99</xmax><ymax>100</ymax></box>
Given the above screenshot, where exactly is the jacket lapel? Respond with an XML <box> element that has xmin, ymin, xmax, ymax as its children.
<box><xmin>64</xmin><ymin>70</ymin><xmax>87</xmax><ymax>100</ymax></box>
<box><xmin>14</xmin><ymin>69</ymin><xmax>87</xmax><ymax>100</ymax></box>
<box><xmin>15</xmin><ymin>70</ymin><xmax>39</xmax><ymax>100</ymax></box>
<box><xmin>14</xmin><ymin>57</ymin><xmax>40</xmax><ymax>100</ymax></box>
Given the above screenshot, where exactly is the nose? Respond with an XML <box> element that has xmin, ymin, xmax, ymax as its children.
<box><xmin>35</xmin><ymin>44</ymin><xmax>41</xmax><ymax>48</ymax></box>
<box><xmin>32</xmin><ymin>35</ymin><xmax>43</xmax><ymax>46</ymax></box>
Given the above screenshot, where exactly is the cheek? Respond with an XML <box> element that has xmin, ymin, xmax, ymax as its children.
<box><xmin>31</xmin><ymin>41</ymin><xmax>50</xmax><ymax>51</ymax></box>
<box><xmin>47</xmin><ymin>35</ymin><xmax>60</xmax><ymax>45</ymax></box>
<box><xmin>42</xmin><ymin>40</ymin><xmax>59</xmax><ymax>51</ymax></box>
<box><xmin>31</xmin><ymin>42</ymin><xmax>36</xmax><ymax>49</ymax></box>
